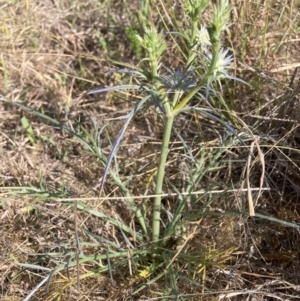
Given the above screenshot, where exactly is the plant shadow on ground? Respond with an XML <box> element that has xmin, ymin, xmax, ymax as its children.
<box><xmin>0</xmin><ymin>0</ymin><xmax>300</xmax><ymax>300</ymax></box>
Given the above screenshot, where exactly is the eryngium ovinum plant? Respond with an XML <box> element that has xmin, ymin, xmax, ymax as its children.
<box><xmin>90</xmin><ymin>0</ymin><xmax>242</xmax><ymax>276</ymax></box>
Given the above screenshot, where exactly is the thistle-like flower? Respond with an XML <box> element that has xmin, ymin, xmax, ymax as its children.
<box><xmin>206</xmin><ymin>48</ymin><xmax>233</xmax><ymax>81</ymax></box>
<box><xmin>156</xmin><ymin>65</ymin><xmax>198</xmax><ymax>93</ymax></box>
<box><xmin>193</xmin><ymin>26</ymin><xmax>211</xmax><ymax>52</ymax></box>
<box><xmin>183</xmin><ymin>0</ymin><xmax>209</xmax><ymax>21</ymax></box>
<box><xmin>207</xmin><ymin>0</ymin><xmax>232</xmax><ymax>44</ymax></box>
<box><xmin>135</xmin><ymin>27</ymin><xmax>166</xmax><ymax>63</ymax></box>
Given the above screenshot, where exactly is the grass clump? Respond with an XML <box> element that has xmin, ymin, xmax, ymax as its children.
<box><xmin>0</xmin><ymin>0</ymin><xmax>300</xmax><ymax>301</ymax></box>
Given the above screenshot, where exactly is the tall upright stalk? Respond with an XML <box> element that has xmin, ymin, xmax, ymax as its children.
<box><xmin>152</xmin><ymin>114</ymin><xmax>174</xmax><ymax>243</ymax></box>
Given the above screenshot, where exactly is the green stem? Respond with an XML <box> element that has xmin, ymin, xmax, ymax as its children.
<box><xmin>151</xmin><ymin>59</ymin><xmax>158</xmax><ymax>79</ymax></box>
<box><xmin>152</xmin><ymin>115</ymin><xmax>174</xmax><ymax>243</ymax></box>
<box><xmin>173</xmin><ymin>41</ymin><xmax>221</xmax><ymax>114</ymax></box>
<box><xmin>187</xmin><ymin>19</ymin><xmax>198</xmax><ymax>67</ymax></box>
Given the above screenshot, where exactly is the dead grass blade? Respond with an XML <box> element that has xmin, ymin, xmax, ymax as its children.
<box><xmin>233</xmin><ymin>112</ymin><xmax>265</xmax><ymax>216</ymax></box>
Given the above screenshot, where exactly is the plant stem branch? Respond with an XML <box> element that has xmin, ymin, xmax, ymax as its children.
<box><xmin>173</xmin><ymin>41</ymin><xmax>221</xmax><ymax>114</ymax></box>
<box><xmin>152</xmin><ymin>115</ymin><xmax>174</xmax><ymax>243</ymax></box>
<box><xmin>186</xmin><ymin>19</ymin><xmax>198</xmax><ymax>67</ymax></box>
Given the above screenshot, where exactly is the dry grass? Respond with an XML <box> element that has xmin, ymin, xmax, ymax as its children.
<box><xmin>1</xmin><ymin>0</ymin><xmax>300</xmax><ymax>300</ymax></box>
